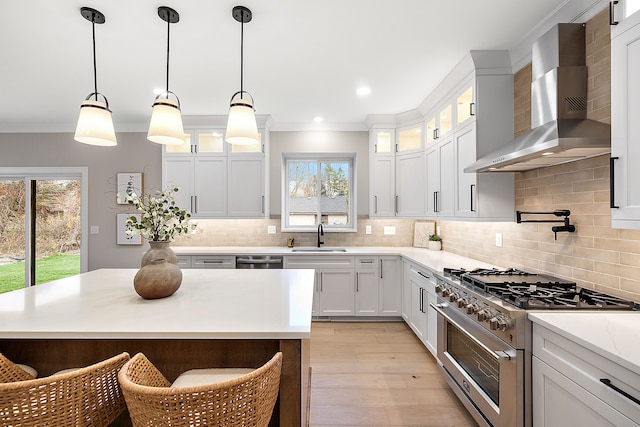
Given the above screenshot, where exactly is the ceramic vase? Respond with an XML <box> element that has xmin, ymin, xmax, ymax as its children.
<box><xmin>141</xmin><ymin>241</ymin><xmax>177</xmax><ymax>267</ymax></box>
<box><xmin>428</xmin><ymin>241</ymin><xmax>442</xmax><ymax>251</ymax></box>
<box><xmin>133</xmin><ymin>259</ymin><xmax>182</xmax><ymax>299</ymax></box>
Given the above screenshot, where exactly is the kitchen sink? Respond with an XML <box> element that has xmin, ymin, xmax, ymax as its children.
<box><xmin>291</xmin><ymin>248</ymin><xmax>347</xmax><ymax>252</ymax></box>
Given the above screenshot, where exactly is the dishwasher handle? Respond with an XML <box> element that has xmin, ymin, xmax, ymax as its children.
<box><xmin>236</xmin><ymin>257</ymin><xmax>283</xmax><ymax>265</ymax></box>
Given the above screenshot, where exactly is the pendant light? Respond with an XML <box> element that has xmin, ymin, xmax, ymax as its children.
<box><xmin>225</xmin><ymin>5</ymin><xmax>259</xmax><ymax>145</ymax></box>
<box><xmin>147</xmin><ymin>6</ymin><xmax>185</xmax><ymax>146</ymax></box>
<box><xmin>74</xmin><ymin>7</ymin><xmax>117</xmax><ymax>147</ymax></box>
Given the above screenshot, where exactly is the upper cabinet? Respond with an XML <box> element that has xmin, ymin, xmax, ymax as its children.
<box><xmin>368</xmin><ymin>51</ymin><xmax>515</xmax><ymax>221</ymax></box>
<box><xmin>370</xmin><ymin>129</ymin><xmax>397</xmax><ymax>217</ymax></box>
<box><xmin>610</xmin><ymin>0</ymin><xmax>640</xmax><ymax>26</ymax></box>
<box><xmin>611</xmin><ymin>7</ymin><xmax>640</xmax><ymax>229</ymax></box>
<box><xmin>162</xmin><ymin>121</ymin><xmax>269</xmax><ymax>219</ymax></box>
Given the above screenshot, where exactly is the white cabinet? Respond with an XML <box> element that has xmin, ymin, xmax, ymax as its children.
<box><xmin>532</xmin><ymin>323</ymin><xmax>640</xmax><ymax>427</ymax></box>
<box><xmin>611</xmin><ymin>9</ymin><xmax>640</xmax><ymax>229</ymax></box>
<box><xmin>355</xmin><ymin>256</ymin><xmax>379</xmax><ymax>315</ymax></box>
<box><xmin>162</xmin><ymin>127</ymin><xmax>267</xmax><ymax>219</ymax></box>
<box><xmin>284</xmin><ymin>255</ymin><xmax>355</xmax><ymax>316</ymax></box>
<box><xmin>379</xmin><ymin>256</ymin><xmax>402</xmax><ymax>316</ymax></box>
<box><xmin>402</xmin><ymin>261</ymin><xmax>437</xmax><ymax>357</ymax></box>
<box><xmin>369</xmin><ymin>129</ymin><xmax>396</xmax><ymax>217</ymax></box>
<box><xmin>425</xmin><ymin>136</ymin><xmax>455</xmax><ymax>217</ymax></box>
<box><xmin>396</xmin><ymin>151</ymin><xmax>425</xmax><ymax>217</ymax></box>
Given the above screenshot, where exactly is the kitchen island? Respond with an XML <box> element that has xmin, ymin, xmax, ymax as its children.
<box><xmin>0</xmin><ymin>268</ymin><xmax>315</xmax><ymax>427</ymax></box>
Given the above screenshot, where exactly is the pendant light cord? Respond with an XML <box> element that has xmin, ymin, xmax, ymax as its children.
<box><xmin>165</xmin><ymin>15</ymin><xmax>170</xmax><ymax>98</ymax></box>
<box><xmin>240</xmin><ymin>16</ymin><xmax>244</xmax><ymax>99</ymax></box>
<box><xmin>91</xmin><ymin>13</ymin><xmax>98</xmax><ymax>101</ymax></box>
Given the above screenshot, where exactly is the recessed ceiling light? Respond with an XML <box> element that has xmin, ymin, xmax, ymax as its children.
<box><xmin>313</xmin><ymin>116</ymin><xmax>324</xmax><ymax>123</ymax></box>
<box><xmin>356</xmin><ymin>87</ymin><xmax>371</xmax><ymax>96</ymax></box>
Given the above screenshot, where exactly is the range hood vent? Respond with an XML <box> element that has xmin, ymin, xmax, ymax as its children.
<box><xmin>465</xmin><ymin>23</ymin><xmax>610</xmax><ymax>173</ymax></box>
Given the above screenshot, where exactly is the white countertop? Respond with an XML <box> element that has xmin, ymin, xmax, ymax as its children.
<box><xmin>0</xmin><ymin>268</ymin><xmax>315</xmax><ymax>340</ymax></box>
<box><xmin>173</xmin><ymin>246</ymin><xmax>499</xmax><ymax>273</ymax></box>
<box><xmin>529</xmin><ymin>312</ymin><xmax>640</xmax><ymax>374</ymax></box>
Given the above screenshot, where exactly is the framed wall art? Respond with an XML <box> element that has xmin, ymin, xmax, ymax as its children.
<box><xmin>116</xmin><ymin>172</ymin><xmax>143</xmax><ymax>204</ymax></box>
<box><xmin>117</xmin><ymin>213</ymin><xmax>142</xmax><ymax>245</ymax></box>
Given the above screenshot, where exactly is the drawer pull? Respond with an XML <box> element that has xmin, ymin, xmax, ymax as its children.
<box><xmin>600</xmin><ymin>378</ymin><xmax>640</xmax><ymax>405</ymax></box>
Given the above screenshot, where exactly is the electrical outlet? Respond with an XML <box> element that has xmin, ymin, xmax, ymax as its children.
<box><xmin>496</xmin><ymin>233</ymin><xmax>503</xmax><ymax>247</ymax></box>
<box><xmin>267</xmin><ymin>226</ymin><xmax>276</xmax><ymax>234</ymax></box>
<box><xmin>436</xmin><ymin>226</ymin><xmax>441</xmax><ymax>235</ymax></box>
<box><xmin>384</xmin><ymin>226</ymin><xmax>396</xmax><ymax>235</ymax></box>
<box><xmin>365</xmin><ymin>225</ymin><xmax>372</xmax><ymax>235</ymax></box>
<box><xmin>90</xmin><ymin>226</ymin><xmax>99</xmax><ymax>235</ymax></box>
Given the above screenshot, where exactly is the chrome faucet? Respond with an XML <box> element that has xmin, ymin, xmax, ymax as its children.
<box><xmin>317</xmin><ymin>223</ymin><xmax>324</xmax><ymax>248</ymax></box>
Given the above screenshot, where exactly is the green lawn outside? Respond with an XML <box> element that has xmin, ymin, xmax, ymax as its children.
<box><xmin>0</xmin><ymin>254</ymin><xmax>80</xmax><ymax>294</ymax></box>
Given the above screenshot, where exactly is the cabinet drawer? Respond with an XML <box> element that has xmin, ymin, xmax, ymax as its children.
<box><xmin>533</xmin><ymin>324</ymin><xmax>640</xmax><ymax>421</ymax></box>
<box><xmin>176</xmin><ymin>255</ymin><xmax>192</xmax><ymax>268</ymax></box>
<box><xmin>192</xmin><ymin>255</ymin><xmax>236</xmax><ymax>269</ymax></box>
<box><xmin>284</xmin><ymin>255</ymin><xmax>354</xmax><ymax>269</ymax></box>
<box><xmin>355</xmin><ymin>256</ymin><xmax>379</xmax><ymax>269</ymax></box>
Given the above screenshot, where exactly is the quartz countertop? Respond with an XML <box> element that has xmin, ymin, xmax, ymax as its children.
<box><xmin>0</xmin><ymin>268</ymin><xmax>315</xmax><ymax>340</ymax></box>
<box><xmin>529</xmin><ymin>312</ymin><xmax>640</xmax><ymax>374</ymax></box>
<box><xmin>172</xmin><ymin>246</ymin><xmax>499</xmax><ymax>273</ymax></box>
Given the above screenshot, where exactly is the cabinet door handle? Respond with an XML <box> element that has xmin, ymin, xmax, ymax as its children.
<box><xmin>380</xmin><ymin>259</ymin><xmax>383</xmax><ymax>279</ymax></box>
<box><xmin>261</xmin><ymin>195</ymin><xmax>265</xmax><ymax>214</ymax></box>
<box><xmin>600</xmin><ymin>378</ymin><xmax>640</xmax><ymax>405</ymax></box>
<box><xmin>470</xmin><ymin>184</ymin><xmax>476</xmax><ymax>212</ymax></box>
<box><xmin>356</xmin><ymin>272</ymin><xmax>359</xmax><ymax>292</ymax></box>
<box><xmin>320</xmin><ymin>272</ymin><xmax>323</xmax><ymax>292</ymax></box>
<box><xmin>610</xmin><ymin>157</ymin><xmax>619</xmax><ymax>208</ymax></box>
<box><xmin>395</xmin><ymin>195</ymin><xmax>399</xmax><ymax>214</ymax></box>
<box><xmin>194</xmin><ymin>195</ymin><xmax>198</xmax><ymax>214</ymax></box>
<box><xmin>374</xmin><ymin>195</ymin><xmax>378</xmax><ymax>214</ymax></box>
<box><xmin>470</xmin><ymin>102</ymin><xmax>476</xmax><ymax>116</ymax></box>
<box><xmin>610</xmin><ymin>1</ymin><xmax>619</xmax><ymax>25</ymax></box>
<box><xmin>434</xmin><ymin>191</ymin><xmax>439</xmax><ymax>213</ymax></box>
<box><xmin>434</xmin><ymin>129</ymin><xmax>439</xmax><ymax>140</ymax></box>
<box><xmin>374</xmin><ymin>143</ymin><xmax>378</xmax><ymax>154</ymax></box>
<box><xmin>419</xmin><ymin>288</ymin><xmax>425</xmax><ymax>313</ymax></box>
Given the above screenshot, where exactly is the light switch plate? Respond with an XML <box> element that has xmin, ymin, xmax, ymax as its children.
<box><xmin>90</xmin><ymin>226</ymin><xmax>99</xmax><ymax>235</ymax></box>
<box><xmin>267</xmin><ymin>225</ymin><xmax>276</xmax><ymax>234</ymax></box>
<box><xmin>365</xmin><ymin>225</ymin><xmax>372</xmax><ymax>234</ymax></box>
<box><xmin>384</xmin><ymin>226</ymin><xmax>396</xmax><ymax>235</ymax></box>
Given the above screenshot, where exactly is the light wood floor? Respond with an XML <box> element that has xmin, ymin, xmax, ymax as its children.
<box><xmin>309</xmin><ymin>321</ymin><xmax>479</xmax><ymax>427</ymax></box>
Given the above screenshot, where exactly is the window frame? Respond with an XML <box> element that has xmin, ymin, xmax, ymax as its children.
<box><xmin>281</xmin><ymin>153</ymin><xmax>357</xmax><ymax>233</ymax></box>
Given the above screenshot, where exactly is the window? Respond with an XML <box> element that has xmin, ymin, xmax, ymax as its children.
<box><xmin>283</xmin><ymin>154</ymin><xmax>356</xmax><ymax>232</ymax></box>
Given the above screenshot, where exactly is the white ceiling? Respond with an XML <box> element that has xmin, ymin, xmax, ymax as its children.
<box><xmin>1</xmin><ymin>0</ymin><xmax>584</xmax><ymax>133</ymax></box>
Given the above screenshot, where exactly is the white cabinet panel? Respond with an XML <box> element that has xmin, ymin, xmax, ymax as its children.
<box><xmin>228</xmin><ymin>156</ymin><xmax>265</xmax><ymax>217</ymax></box>
<box><xmin>396</xmin><ymin>152</ymin><xmax>425</xmax><ymax>217</ymax></box>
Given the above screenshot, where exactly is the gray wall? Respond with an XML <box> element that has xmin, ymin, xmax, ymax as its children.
<box><xmin>0</xmin><ymin>130</ymin><xmax>369</xmax><ymax>270</ymax></box>
<box><xmin>269</xmin><ymin>131</ymin><xmax>369</xmax><ymax>217</ymax></box>
<box><xmin>0</xmin><ymin>132</ymin><xmax>162</xmax><ymax>270</ymax></box>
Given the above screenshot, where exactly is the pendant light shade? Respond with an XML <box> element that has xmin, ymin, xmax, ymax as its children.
<box><xmin>148</xmin><ymin>6</ymin><xmax>185</xmax><ymax>146</ymax></box>
<box><xmin>225</xmin><ymin>6</ymin><xmax>259</xmax><ymax>146</ymax></box>
<box><xmin>75</xmin><ymin>7</ymin><xmax>117</xmax><ymax>147</ymax></box>
<box><xmin>226</xmin><ymin>93</ymin><xmax>260</xmax><ymax>145</ymax></box>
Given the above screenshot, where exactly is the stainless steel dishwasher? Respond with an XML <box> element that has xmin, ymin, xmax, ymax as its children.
<box><xmin>235</xmin><ymin>255</ymin><xmax>283</xmax><ymax>269</ymax></box>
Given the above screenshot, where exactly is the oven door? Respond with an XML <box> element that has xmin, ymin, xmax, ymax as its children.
<box><xmin>431</xmin><ymin>298</ymin><xmax>522</xmax><ymax>427</ymax></box>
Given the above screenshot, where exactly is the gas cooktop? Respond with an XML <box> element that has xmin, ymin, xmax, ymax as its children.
<box><xmin>443</xmin><ymin>267</ymin><xmax>638</xmax><ymax>310</ymax></box>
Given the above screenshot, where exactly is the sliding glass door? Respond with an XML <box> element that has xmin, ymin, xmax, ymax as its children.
<box><xmin>0</xmin><ymin>168</ymin><xmax>87</xmax><ymax>294</ymax></box>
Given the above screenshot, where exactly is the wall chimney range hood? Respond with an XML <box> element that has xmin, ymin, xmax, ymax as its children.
<box><xmin>465</xmin><ymin>23</ymin><xmax>611</xmax><ymax>173</ymax></box>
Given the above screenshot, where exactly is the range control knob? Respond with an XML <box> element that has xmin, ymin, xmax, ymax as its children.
<box><xmin>435</xmin><ymin>284</ymin><xmax>443</xmax><ymax>293</ymax></box>
<box><xmin>449</xmin><ymin>292</ymin><xmax>459</xmax><ymax>302</ymax></box>
<box><xmin>457</xmin><ymin>297</ymin><xmax>468</xmax><ymax>308</ymax></box>
<box><xmin>489</xmin><ymin>315</ymin><xmax>512</xmax><ymax>331</ymax></box>
<box><xmin>465</xmin><ymin>303</ymin><xmax>479</xmax><ymax>314</ymax></box>
<box><xmin>442</xmin><ymin>288</ymin><xmax>451</xmax><ymax>297</ymax></box>
<box><xmin>477</xmin><ymin>308</ymin><xmax>490</xmax><ymax>322</ymax></box>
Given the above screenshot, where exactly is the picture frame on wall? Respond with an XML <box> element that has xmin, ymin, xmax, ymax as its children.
<box><xmin>117</xmin><ymin>213</ymin><xmax>142</xmax><ymax>245</ymax></box>
<box><xmin>116</xmin><ymin>172</ymin><xmax>143</xmax><ymax>204</ymax></box>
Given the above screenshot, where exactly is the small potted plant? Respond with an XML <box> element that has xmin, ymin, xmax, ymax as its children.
<box><xmin>428</xmin><ymin>233</ymin><xmax>442</xmax><ymax>251</ymax></box>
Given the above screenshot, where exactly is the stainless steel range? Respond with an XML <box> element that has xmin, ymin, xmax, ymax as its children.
<box><xmin>431</xmin><ymin>267</ymin><xmax>638</xmax><ymax>427</ymax></box>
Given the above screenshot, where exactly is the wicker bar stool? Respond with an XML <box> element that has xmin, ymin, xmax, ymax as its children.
<box><xmin>0</xmin><ymin>352</ymin><xmax>130</xmax><ymax>427</ymax></box>
<box><xmin>118</xmin><ymin>351</ymin><xmax>283</xmax><ymax>427</ymax></box>
<box><xmin>0</xmin><ymin>353</ymin><xmax>37</xmax><ymax>383</ymax></box>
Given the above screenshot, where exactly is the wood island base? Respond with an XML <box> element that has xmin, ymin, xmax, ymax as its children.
<box><xmin>1</xmin><ymin>337</ymin><xmax>310</xmax><ymax>427</ymax></box>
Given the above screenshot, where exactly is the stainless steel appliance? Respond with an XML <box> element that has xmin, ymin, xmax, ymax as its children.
<box><xmin>235</xmin><ymin>255</ymin><xmax>283</xmax><ymax>269</ymax></box>
<box><xmin>431</xmin><ymin>268</ymin><xmax>638</xmax><ymax>427</ymax></box>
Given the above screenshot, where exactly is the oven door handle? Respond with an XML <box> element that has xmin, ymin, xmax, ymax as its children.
<box><xmin>430</xmin><ymin>303</ymin><xmax>512</xmax><ymax>361</ymax></box>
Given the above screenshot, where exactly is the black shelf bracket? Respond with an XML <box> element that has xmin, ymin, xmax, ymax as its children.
<box><xmin>516</xmin><ymin>210</ymin><xmax>576</xmax><ymax>240</ymax></box>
